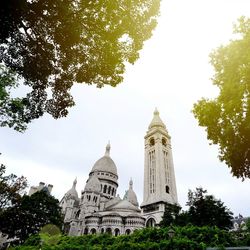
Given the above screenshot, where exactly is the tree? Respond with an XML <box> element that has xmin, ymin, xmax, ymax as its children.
<box><xmin>0</xmin><ymin>0</ymin><xmax>160</xmax><ymax>132</ymax></box>
<box><xmin>0</xmin><ymin>190</ymin><xmax>63</xmax><ymax>243</ymax></box>
<box><xmin>0</xmin><ymin>162</ymin><xmax>27</xmax><ymax>211</ymax></box>
<box><xmin>40</xmin><ymin>224</ymin><xmax>61</xmax><ymax>236</ymax></box>
<box><xmin>245</xmin><ymin>218</ymin><xmax>250</xmax><ymax>232</ymax></box>
<box><xmin>193</xmin><ymin>16</ymin><xmax>250</xmax><ymax>179</ymax></box>
<box><xmin>159</xmin><ymin>203</ymin><xmax>190</xmax><ymax>227</ymax></box>
<box><xmin>160</xmin><ymin>188</ymin><xmax>233</xmax><ymax>229</ymax></box>
<box><xmin>186</xmin><ymin>187</ymin><xmax>233</xmax><ymax>229</ymax></box>
<box><xmin>0</xmin><ymin>65</ymin><xmax>31</xmax><ymax>132</ymax></box>
<box><xmin>160</xmin><ymin>203</ymin><xmax>181</xmax><ymax>226</ymax></box>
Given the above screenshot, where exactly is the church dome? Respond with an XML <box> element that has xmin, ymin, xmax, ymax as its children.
<box><xmin>65</xmin><ymin>179</ymin><xmax>79</xmax><ymax>201</ymax></box>
<box><xmin>123</xmin><ymin>179</ymin><xmax>139</xmax><ymax>207</ymax></box>
<box><xmin>84</xmin><ymin>174</ymin><xmax>101</xmax><ymax>192</ymax></box>
<box><xmin>91</xmin><ymin>143</ymin><xmax>118</xmax><ymax>175</ymax></box>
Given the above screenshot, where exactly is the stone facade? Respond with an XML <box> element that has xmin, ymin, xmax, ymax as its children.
<box><xmin>232</xmin><ymin>214</ymin><xmax>250</xmax><ymax>231</ymax></box>
<box><xmin>141</xmin><ymin>108</ymin><xmax>178</xmax><ymax>225</ymax></box>
<box><xmin>60</xmin><ymin>143</ymin><xmax>145</xmax><ymax>236</ymax></box>
<box><xmin>60</xmin><ymin>109</ymin><xmax>178</xmax><ymax>235</ymax></box>
<box><xmin>28</xmin><ymin>182</ymin><xmax>53</xmax><ymax>196</ymax></box>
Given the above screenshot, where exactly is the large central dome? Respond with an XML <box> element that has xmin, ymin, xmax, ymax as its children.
<box><xmin>92</xmin><ymin>156</ymin><xmax>117</xmax><ymax>175</ymax></box>
<box><xmin>91</xmin><ymin>143</ymin><xmax>117</xmax><ymax>176</ymax></box>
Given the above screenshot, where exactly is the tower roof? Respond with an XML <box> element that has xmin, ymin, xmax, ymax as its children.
<box><xmin>91</xmin><ymin>143</ymin><xmax>118</xmax><ymax>175</ymax></box>
<box><xmin>109</xmin><ymin>199</ymin><xmax>140</xmax><ymax>212</ymax></box>
<box><xmin>65</xmin><ymin>178</ymin><xmax>79</xmax><ymax>201</ymax></box>
<box><xmin>123</xmin><ymin>179</ymin><xmax>139</xmax><ymax>207</ymax></box>
<box><xmin>148</xmin><ymin>108</ymin><xmax>166</xmax><ymax>129</ymax></box>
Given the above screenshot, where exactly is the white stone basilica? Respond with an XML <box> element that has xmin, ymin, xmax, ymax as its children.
<box><xmin>60</xmin><ymin>109</ymin><xmax>178</xmax><ymax>236</ymax></box>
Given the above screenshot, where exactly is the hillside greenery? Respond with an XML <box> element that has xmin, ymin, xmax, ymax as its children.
<box><xmin>10</xmin><ymin>226</ymin><xmax>250</xmax><ymax>250</ymax></box>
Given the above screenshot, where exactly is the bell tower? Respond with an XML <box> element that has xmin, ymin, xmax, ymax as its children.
<box><xmin>141</xmin><ymin>109</ymin><xmax>178</xmax><ymax>226</ymax></box>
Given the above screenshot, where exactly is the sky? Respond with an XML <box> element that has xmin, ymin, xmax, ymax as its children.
<box><xmin>1</xmin><ymin>0</ymin><xmax>250</xmax><ymax>216</ymax></box>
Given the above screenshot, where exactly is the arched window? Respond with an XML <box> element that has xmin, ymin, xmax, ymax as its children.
<box><xmin>162</xmin><ymin>138</ymin><xmax>167</xmax><ymax>146</ymax></box>
<box><xmin>146</xmin><ymin>218</ymin><xmax>156</xmax><ymax>228</ymax></box>
<box><xmin>125</xmin><ymin>229</ymin><xmax>131</xmax><ymax>235</ymax></box>
<box><xmin>90</xmin><ymin>228</ymin><xmax>96</xmax><ymax>234</ymax></box>
<box><xmin>101</xmin><ymin>184</ymin><xmax>102</xmax><ymax>191</ymax></box>
<box><xmin>112</xmin><ymin>187</ymin><xmax>115</xmax><ymax>196</ymax></box>
<box><xmin>108</xmin><ymin>186</ymin><xmax>111</xmax><ymax>194</ymax></box>
<box><xmin>84</xmin><ymin>228</ymin><xmax>88</xmax><ymax>235</ymax></box>
<box><xmin>75</xmin><ymin>210</ymin><xmax>80</xmax><ymax>219</ymax></box>
<box><xmin>106</xmin><ymin>228</ymin><xmax>112</xmax><ymax>235</ymax></box>
<box><xmin>150</xmin><ymin>138</ymin><xmax>155</xmax><ymax>146</ymax></box>
<box><xmin>103</xmin><ymin>185</ymin><xmax>107</xmax><ymax>193</ymax></box>
<box><xmin>101</xmin><ymin>228</ymin><xmax>104</xmax><ymax>234</ymax></box>
<box><xmin>165</xmin><ymin>185</ymin><xmax>170</xmax><ymax>194</ymax></box>
<box><xmin>114</xmin><ymin>228</ymin><xmax>120</xmax><ymax>236</ymax></box>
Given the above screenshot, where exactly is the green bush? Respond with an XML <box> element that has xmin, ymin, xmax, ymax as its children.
<box><xmin>11</xmin><ymin>225</ymin><xmax>250</xmax><ymax>250</ymax></box>
<box><xmin>23</xmin><ymin>234</ymin><xmax>41</xmax><ymax>246</ymax></box>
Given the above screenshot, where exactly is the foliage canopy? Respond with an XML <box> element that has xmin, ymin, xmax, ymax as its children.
<box><xmin>193</xmin><ymin>16</ymin><xmax>250</xmax><ymax>179</ymax></box>
<box><xmin>159</xmin><ymin>203</ymin><xmax>190</xmax><ymax>227</ymax></box>
<box><xmin>160</xmin><ymin>187</ymin><xmax>233</xmax><ymax>230</ymax></box>
<box><xmin>0</xmin><ymin>190</ymin><xmax>63</xmax><ymax>243</ymax></box>
<box><xmin>0</xmin><ymin>162</ymin><xmax>27</xmax><ymax>211</ymax></box>
<box><xmin>187</xmin><ymin>188</ymin><xmax>233</xmax><ymax>229</ymax></box>
<box><xmin>0</xmin><ymin>0</ymin><xmax>160</xmax><ymax>131</ymax></box>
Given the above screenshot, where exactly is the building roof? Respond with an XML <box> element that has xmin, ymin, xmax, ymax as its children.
<box><xmin>123</xmin><ymin>179</ymin><xmax>139</xmax><ymax>207</ymax></box>
<box><xmin>84</xmin><ymin>174</ymin><xmax>101</xmax><ymax>192</ymax></box>
<box><xmin>65</xmin><ymin>178</ymin><xmax>79</xmax><ymax>201</ymax></box>
<box><xmin>91</xmin><ymin>143</ymin><xmax>118</xmax><ymax>175</ymax></box>
<box><xmin>105</xmin><ymin>195</ymin><xmax>122</xmax><ymax>209</ymax></box>
<box><xmin>108</xmin><ymin>199</ymin><xmax>140</xmax><ymax>212</ymax></box>
<box><xmin>148</xmin><ymin>108</ymin><xmax>166</xmax><ymax>129</ymax></box>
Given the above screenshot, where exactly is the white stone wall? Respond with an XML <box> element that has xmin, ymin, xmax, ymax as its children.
<box><xmin>142</xmin><ymin>111</ymin><xmax>178</xmax><ymax>225</ymax></box>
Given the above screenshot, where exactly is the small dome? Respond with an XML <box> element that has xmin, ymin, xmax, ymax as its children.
<box><xmin>65</xmin><ymin>178</ymin><xmax>79</xmax><ymax>201</ymax></box>
<box><xmin>123</xmin><ymin>179</ymin><xmax>139</xmax><ymax>207</ymax></box>
<box><xmin>84</xmin><ymin>174</ymin><xmax>101</xmax><ymax>192</ymax></box>
<box><xmin>148</xmin><ymin>108</ymin><xmax>166</xmax><ymax>129</ymax></box>
<box><xmin>91</xmin><ymin>143</ymin><xmax>117</xmax><ymax>175</ymax></box>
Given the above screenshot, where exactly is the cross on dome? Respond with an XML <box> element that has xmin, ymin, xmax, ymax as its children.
<box><xmin>73</xmin><ymin>178</ymin><xmax>77</xmax><ymax>188</ymax></box>
<box><xmin>129</xmin><ymin>178</ymin><xmax>133</xmax><ymax>189</ymax></box>
<box><xmin>105</xmin><ymin>141</ymin><xmax>111</xmax><ymax>156</ymax></box>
